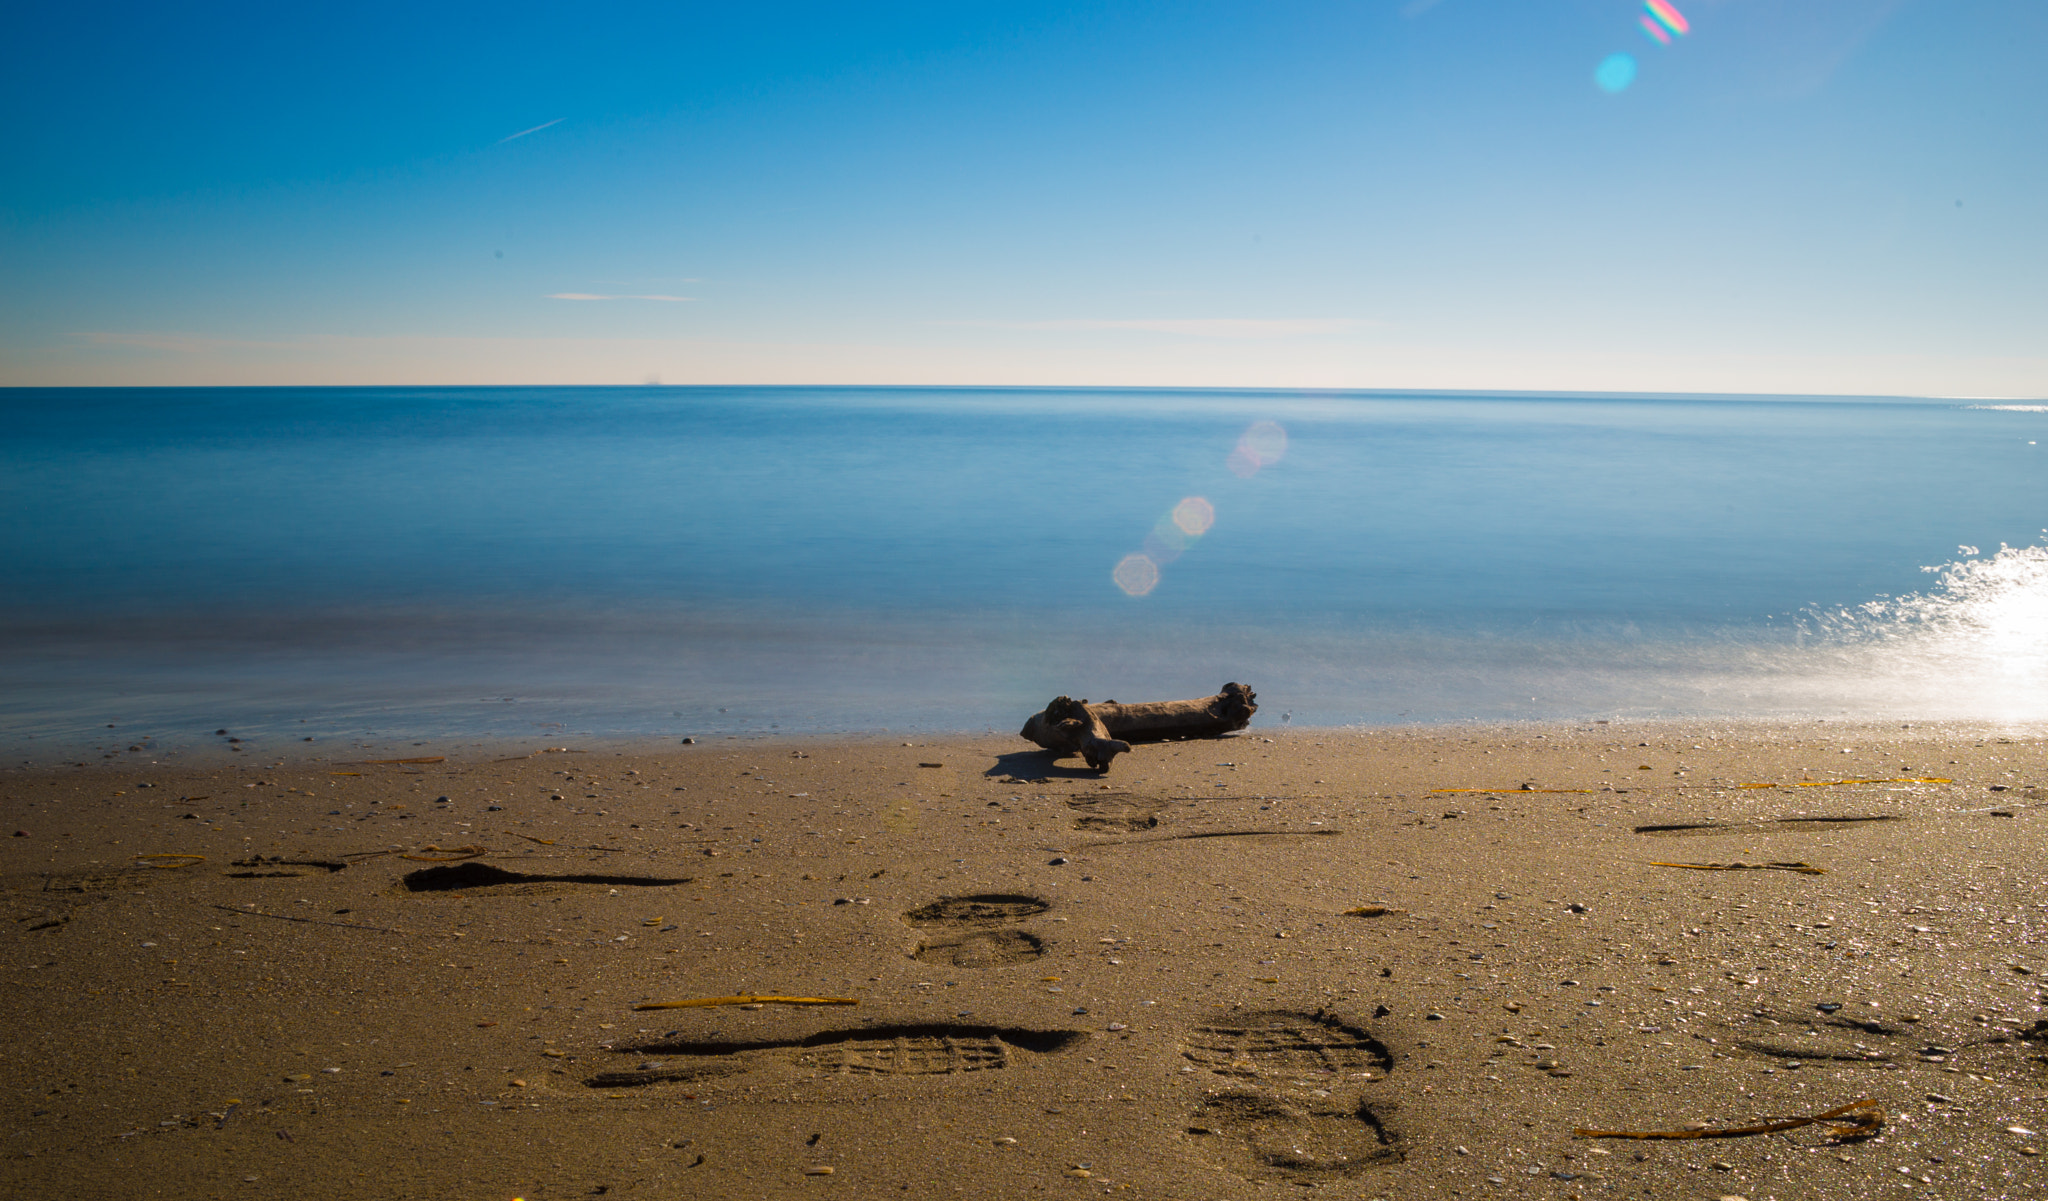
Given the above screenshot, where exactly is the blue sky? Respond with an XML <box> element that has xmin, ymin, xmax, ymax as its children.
<box><xmin>3</xmin><ymin>0</ymin><xmax>2043</xmax><ymax>394</ymax></box>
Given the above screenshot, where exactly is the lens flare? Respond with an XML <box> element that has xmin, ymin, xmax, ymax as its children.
<box><xmin>1644</xmin><ymin>0</ymin><xmax>1690</xmax><ymax>37</ymax></box>
<box><xmin>1113</xmin><ymin>553</ymin><xmax>1160</xmax><ymax>597</ymax></box>
<box><xmin>1639</xmin><ymin>15</ymin><xmax>1672</xmax><ymax>44</ymax></box>
<box><xmin>1142</xmin><ymin>518</ymin><xmax>1192</xmax><ymax>566</ymax></box>
<box><xmin>1228</xmin><ymin>421</ymin><xmax>1288</xmax><ymax>478</ymax></box>
<box><xmin>1595</xmin><ymin>53</ymin><xmax>1638</xmax><ymax>93</ymax></box>
<box><xmin>1173</xmin><ymin>496</ymin><xmax>1215</xmax><ymax>537</ymax></box>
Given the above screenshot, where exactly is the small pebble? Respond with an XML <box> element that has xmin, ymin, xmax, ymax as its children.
<box><xmin>993</xmin><ymin>1137</ymin><xmax>1018</xmax><ymax>1145</ymax></box>
<box><xmin>1048</xmin><ymin>857</ymin><xmax>1069</xmax><ymax>866</ymax></box>
<box><xmin>803</xmin><ymin>1165</ymin><xmax>835</xmax><ymax>1175</ymax></box>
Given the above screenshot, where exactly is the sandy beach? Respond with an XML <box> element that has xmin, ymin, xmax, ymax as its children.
<box><xmin>3</xmin><ymin>721</ymin><xmax>2044</xmax><ymax>1200</ymax></box>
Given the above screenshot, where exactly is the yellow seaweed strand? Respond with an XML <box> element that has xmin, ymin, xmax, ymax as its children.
<box><xmin>1428</xmin><ymin>788</ymin><xmax>1597</xmax><ymax>794</ymax></box>
<box><xmin>1796</xmin><ymin>776</ymin><xmax>1952</xmax><ymax>787</ymax></box>
<box><xmin>133</xmin><ymin>853</ymin><xmax>205</xmax><ymax>867</ymax></box>
<box><xmin>632</xmin><ymin>996</ymin><xmax>859</xmax><ymax>1011</ymax></box>
<box><xmin>1575</xmin><ymin>1097</ymin><xmax>1882</xmax><ymax>1140</ymax></box>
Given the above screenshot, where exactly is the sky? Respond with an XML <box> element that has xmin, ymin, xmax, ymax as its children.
<box><xmin>2</xmin><ymin>0</ymin><xmax>2044</xmax><ymax>395</ymax></box>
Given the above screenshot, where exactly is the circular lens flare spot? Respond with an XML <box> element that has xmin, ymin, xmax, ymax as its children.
<box><xmin>1596</xmin><ymin>53</ymin><xmax>1637</xmax><ymax>92</ymax></box>
<box><xmin>1143</xmin><ymin>520</ymin><xmax>1190</xmax><ymax>566</ymax></box>
<box><xmin>1113</xmin><ymin>553</ymin><xmax>1160</xmax><ymax>597</ymax></box>
<box><xmin>1229</xmin><ymin>421</ymin><xmax>1288</xmax><ymax>477</ymax></box>
<box><xmin>1172</xmin><ymin>496</ymin><xmax>1215</xmax><ymax>537</ymax></box>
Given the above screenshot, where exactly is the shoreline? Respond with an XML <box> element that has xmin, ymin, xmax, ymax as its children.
<box><xmin>2</xmin><ymin>723</ymin><xmax>2043</xmax><ymax>1198</ymax></box>
<box><xmin>15</xmin><ymin>714</ymin><xmax>2048</xmax><ymax>774</ymax></box>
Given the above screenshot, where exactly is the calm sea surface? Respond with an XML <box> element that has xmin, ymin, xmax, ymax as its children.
<box><xmin>3</xmin><ymin>386</ymin><xmax>2044</xmax><ymax>756</ymax></box>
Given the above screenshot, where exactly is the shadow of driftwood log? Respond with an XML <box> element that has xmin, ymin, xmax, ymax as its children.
<box><xmin>401</xmin><ymin>862</ymin><xmax>693</xmax><ymax>893</ymax></box>
<box><xmin>984</xmin><ymin>750</ymin><xmax>1110</xmax><ymax>781</ymax></box>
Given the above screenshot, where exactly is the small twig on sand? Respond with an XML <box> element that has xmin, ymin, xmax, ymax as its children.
<box><xmin>632</xmin><ymin>996</ymin><xmax>859</xmax><ymax>1011</ymax></box>
<box><xmin>1648</xmin><ymin>860</ymin><xmax>1826</xmax><ymax>874</ymax></box>
<box><xmin>1082</xmin><ymin>828</ymin><xmax>1343</xmax><ymax>847</ymax></box>
<box><xmin>400</xmin><ymin>844</ymin><xmax>487</xmax><ymax>862</ymax></box>
<box><xmin>208</xmin><ymin>904</ymin><xmax>406</xmax><ymax>934</ymax></box>
<box><xmin>1575</xmin><ymin>1097</ymin><xmax>1883</xmax><ymax>1140</ymax></box>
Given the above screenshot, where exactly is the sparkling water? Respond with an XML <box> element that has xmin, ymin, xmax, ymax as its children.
<box><xmin>3</xmin><ymin>385</ymin><xmax>2043</xmax><ymax>754</ymax></box>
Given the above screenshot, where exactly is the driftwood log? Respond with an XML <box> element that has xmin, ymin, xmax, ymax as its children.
<box><xmin>1019</xmin><ymin>683</ymin><xmax>1257</xmax><ymax>773</ymax></box>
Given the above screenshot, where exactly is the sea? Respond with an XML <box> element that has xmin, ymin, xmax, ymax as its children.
<box><xmin>3</xmin><ymin>385</ymin><xmax>2044</xmax><ymax>760</ymax></box>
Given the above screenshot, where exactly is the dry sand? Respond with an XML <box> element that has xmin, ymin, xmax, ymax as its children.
<box><xmin>3</xmin><ymin>721</ymin><xmax>2045</xmax><ymax>1200</ymax></box>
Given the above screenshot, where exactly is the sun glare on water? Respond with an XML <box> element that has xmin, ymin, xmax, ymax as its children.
<box><xmin>1808</xmin><ymin>541</ymin><xmax>2048</xmax><ymax>722</ymax></box>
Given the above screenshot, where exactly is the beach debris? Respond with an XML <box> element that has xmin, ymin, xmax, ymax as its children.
<box><xmin>1081</xmin><ymin>827</ymin><xmax>1342</xmax><ymax>848</ymax></box>
<box><xmin>631</xmin><ymin>995</ymin><xmax>859</xmax><ymax>1011</ymax></box>
<box><xmin>1342</xmin><ymin>905</ymin><xmax>1407</xmax><ymax>918</ymax></box>
<box><xmin>400</xmin><ymin>844</ymin><xmax>487</xmax><ymax>862</ymax></box>
<box><xmin>1433</xmin><ymin>778</ymin><xmax>1589</xmax><ymax>791</ymax></box>
<box><xmin>1647</xmin><ymin>860</ymin><xmax>1826</xmax><ymax>875</ymax></box>
<box><xmin>1020</xmin><ymin>683</ymin><xmax>1256</xmax><ymax>773</ymax></box>
<box><xmin>209</xmin><ymin>904</ymin><xmax>404</xmax><ymax>934</ymax></box>
<box><xmin>352</xmin><ymin>756</ymin><xmax>447</xmax><ymax>765</ymax></box>
<box><xmin>132</xmin><ymin>853</ymin><xmax>205</xmax><ymax>868</ymax></box>
<box><xmin>1574</xmin><ymin>1097</ymin><xmax>1883</xmax><ymax>1141</ymax></box>
<box><xmin>1798</xmin><ymin>776</ymin><xmax>1951</xmax><ymax>786</ymax></box>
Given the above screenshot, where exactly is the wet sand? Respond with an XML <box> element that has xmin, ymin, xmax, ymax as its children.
<box><xmin>2</xmin><ymin>721</ymin><xmax>2045</xmax><ymax>1200</ymax></box>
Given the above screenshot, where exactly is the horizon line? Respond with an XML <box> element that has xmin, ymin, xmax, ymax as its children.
<box><xmin>1</xmin><ymin>382</ymin><xmax>2037</xmax><ymax>403</ymax></box>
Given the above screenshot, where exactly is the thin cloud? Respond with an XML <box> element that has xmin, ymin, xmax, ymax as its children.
<box><xmin>498</xmin><ymin>117</ymin><xmax>565</xmax><ymax>144</ymax></box>
<box><xmin>953</xmin><ymin>318</ymin><xmax>1371</xmax><ymax>339</ymax></box>
<box><xmin>547</xmin><ymin>293</ymin><xmax>696</xmax><ymax>302</ymax></box>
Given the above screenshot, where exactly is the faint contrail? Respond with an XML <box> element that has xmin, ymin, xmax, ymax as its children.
<box><xmin>498</xmin><ymin>117</ymin><xmax>565</xmax><ymax>144</ymax></box>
